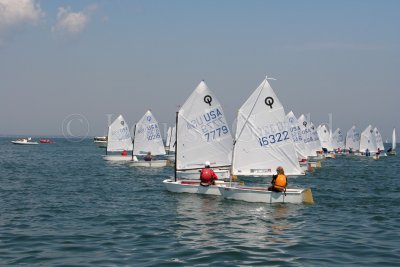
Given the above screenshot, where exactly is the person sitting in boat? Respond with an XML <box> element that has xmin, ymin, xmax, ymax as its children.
<box><xmin>387</xmin><ymin>147</ymin><xmax>393</xmax><ymax>153</ymax></box>
<box><xmin>121</xmin><ymin>150</ymin><xmax>128</xmax><ymax>156</ymax></box>
<box><xmin>268</xmin><ymin>166</ymin><xmax>287</xmax><ymax>192</ymax></box>
<box><xmin>365</xmin><ymin>148</ymin><xmax>370</xmax><ymax>157</ymax></box>
<box><xmin>144</xmin><ymin>151</ymin><xmax>153</xmax><ymax>161</ymax></box>
<box><xmin>200</xmin><ymin>161</ymin><xmax>218</xmax><ymax>186</ymax></box>
<box><xmin>376</xmin><ymin>148</ymin><xmax>381</xmax><ymax>155</ymax></box>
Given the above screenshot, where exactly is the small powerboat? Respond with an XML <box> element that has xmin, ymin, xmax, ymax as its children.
<box><xmin>11</xmin><ymin>138</ymin><xmax>39</xmax><ymax>145</ymax></box>
<box><xmin>40</xmin><ymin>139</ymin><xmax>54</xmax><ymax>144</ymax></box>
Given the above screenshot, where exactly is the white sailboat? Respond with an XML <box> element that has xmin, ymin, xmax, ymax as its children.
<box><xmin>286</xmin><ymin>111</ymin><xmax>315</xmax><ymax>171</ymax></box>
<box><xmin>331</xmin><ymin>128</ymin><xmax>345</xmax><ymax>152</ymax></box>
<box><xmin>297</xmin><ymin>115</ymin><xmax>322</xmax><ymax>158</ymax></box>
<box><xmin>104</xmin><ymin>115</ymin><xmax>133</xmax><ymax>161</ymax></box>
<box><xmin>165</xmin><ymin>126</ymin><xmax>176</xmax><ymax>161</ymax></box>
<box><xmin>360</xmin><ymin>125</ymin><xmax>378</xmax><ymax>156</ymax></box>
<box><xmin>374</xmin><ymin>127</ymin><xmax>385</xmax><ymax>152</ymax></box>
<box><xmin>387</xmin><ymin>128</ymin><xmax>396</xmax><ymax>155</ymax></box>
<box><xmin>317</xmin><ymin>124</ymin><xmax>334</xmax><ymax>152</ymax></box>
<box><xmin>309</xmin><ymin>122</ymin><xmax>324</xmax><ymax>158</ymax></box>
<box><xmin>345</xmin><ymin>126</ymin><xmax>360</xmax><ymax>153</ymax></box>
<box><xmin>163</xmin><ymin>81</ymin><xmax>234</xmax><ymax>195</ymax></box>
<box><xmin>286</xmin><ymin>111</ymin><xmax>308</xmax><ymax>161</ymax></box>
<box><xmin>218</xmin><ymin>77</ymin><xmax>313</xmax><ymax>204</ymax></box>
<box><xmin>131</xmin><ymin>110</ymin><xmax>168</xmax><ymax>167</ymax></box>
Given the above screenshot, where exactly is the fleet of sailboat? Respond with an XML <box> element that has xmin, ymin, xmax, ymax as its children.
<box><xmin>87</xmin><ymin>76</ymin><xmax>396</xmax><ymax>204</ymax></box>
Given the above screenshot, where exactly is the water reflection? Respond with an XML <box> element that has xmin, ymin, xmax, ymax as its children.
<box><xmin>172</xmin><ymin>193</ymin><xmax>305</xmax><ymax>264</ymax></box>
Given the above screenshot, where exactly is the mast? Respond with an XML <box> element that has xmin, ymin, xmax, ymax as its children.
<box><xmin>174</xmin><ymin>111</ymin><xmax>178</xmax><ymax>181</ymax></box>
<box><xmin>131</xmin><ymin>124</ymin><xmax>136</xmax><ymax>161</ymax></box>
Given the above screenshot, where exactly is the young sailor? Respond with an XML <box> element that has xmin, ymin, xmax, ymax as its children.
<box><xmin>200</xmin><ymin>161</ymin><xmax>218</xmax><ymax>186</ymax></box>
<box><xmin>268</xmin><ymin>166</ymin><xmax>287</xmax><ymax>192</ymax></box>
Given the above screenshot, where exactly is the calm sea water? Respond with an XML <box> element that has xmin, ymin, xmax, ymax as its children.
<box><xmin>0</xmin><ymin>137</ymin><xmax>399</xmax><ymax>266</ymax></box>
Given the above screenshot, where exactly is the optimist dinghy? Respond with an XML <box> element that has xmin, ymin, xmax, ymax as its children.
<box><xmin>130</xmin><ymin>110</ymin><xmax>168</xmax><ymax>167</ymax></box>
<box><xmin>163</xmin><ymin>80</ymin><xmax>234</xmax><ymax>195</ymax></box>
<box><xmin>103</xmin><ymin>115</ymin><xmax>133</xmax><ymax>162</ymax></box>
<box><xmin>218</xmin><ymin>77</ymin><xmax>312</xmax><ymax>204</ymax></box>
<box><xmin>387</xmin><ymin>128</ymin><xmax>396</xmax><ymax>155</ymax></box>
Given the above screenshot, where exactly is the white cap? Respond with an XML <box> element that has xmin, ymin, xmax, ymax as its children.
<box><xmin>205</xmin><ymin>161</ymin><xmax>210</xmax><ymax>166</ymax></box>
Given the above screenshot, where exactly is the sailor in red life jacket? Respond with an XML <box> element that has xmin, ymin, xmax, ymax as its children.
<box><xmin>121</xmin><ymin>150</ymin><xmax>128</xmax><ymax>156</ymax></box>
<box><xmin>200</xmin><ymin>161</ymin><xmax>218</xmax><ymax>186</ymax></box>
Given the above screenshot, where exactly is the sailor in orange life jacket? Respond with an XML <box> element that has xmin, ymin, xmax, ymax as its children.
<box><xmin>268</xmin><ymin>166</ymin><xmax>287</xmax><ymax>192</ymax></box>
<box><xmin>200</xmin><ymin>161</ymin><xmax>218</xmax><ymax>186</ymax></box>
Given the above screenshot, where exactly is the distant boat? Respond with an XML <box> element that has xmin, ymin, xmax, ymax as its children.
<box><xmin>387</xmin><ymin>128</ymin><xmax>396</xmax><ymax>156</ymax></box>
<box><xmin>39</xmin><ymin>139</ymin><xmax>54</xmax><ymax>144</ymax></box>
<box><xmin>130</xmin><ymin>110</ymin><xmax>168</xmax><ymax>168</ymax></box>
<box><xmin>103</xmin><ymin>115</ymin><xmax>133</xmax><ymax>162</ymax></box>
<box><xmin>11</xmin><ymin>137</ymin><xmax>38</xmax><ymax>145</ymax></box>
<box><xmin>94</xmin><ymin>136</ymin><xmax>107</xmax><ymax>147</ymax></box>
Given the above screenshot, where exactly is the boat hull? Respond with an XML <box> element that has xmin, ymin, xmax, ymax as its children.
<box><xmin>103</xmin><ymin>155</ymin><xmax>133</xmax><ymax>161</ymax></box>
<box><xmin>131</xmin><ymin>160</ymin><xmax>168</xmax><ymax>168</ymax></box>
<box><xmin>11</xmin><ymin>141</ymin><xmax>38</xmax><ymax>145</ymax></box>
<box><xmin>218</xmin><ymin>186</ymin><xmax>314</xmax><ymax>204</ymax></box>
<box><xmin>163</xmin><ymin>179</ymin><xmax>228</xmax><ymax>195</ymax></box>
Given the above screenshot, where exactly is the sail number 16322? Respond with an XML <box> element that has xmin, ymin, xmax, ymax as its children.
<box><xmin>258</xmin><ymin>131</ymin><xmax>289</xmax><ymax>147</ymax></box>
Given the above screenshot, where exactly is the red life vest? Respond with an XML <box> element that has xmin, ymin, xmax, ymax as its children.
<box><xmin>200</xmin><ymin>168</ymin><xmax>217</xmax><ymax>183</ymax></box>
<box><xmin>121</xmin><ymin>150</ymin><xmax>128</xmax><ymax>156</ymax></box>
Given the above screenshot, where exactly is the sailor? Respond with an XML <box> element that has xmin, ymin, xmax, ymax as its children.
<box><xmin>144</xmin><ymin>151</ymin><xmax>153</xmax><ymax>161</ymax></box>
<box><xmin>365</xmin><ymin>148</ymin><xmax>370</xmax><ymax>157</ymax></box>
<box><xmin>200</xmin><ymin>161</ymin><xmax>218</xmax><ymax>186</ymax></box>
<box><xmin>268</xmin><ymin>166</ymin><xmax>287</xmax><ymax>192</ymax></box>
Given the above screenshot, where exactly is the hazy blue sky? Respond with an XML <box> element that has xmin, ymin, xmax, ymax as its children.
<box><xmin>1</xmin><ymin>0</ymin><xmax>399</xmax><ymax>140</ymax></box>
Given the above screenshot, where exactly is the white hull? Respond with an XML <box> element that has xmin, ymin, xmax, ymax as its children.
<box><xmin>163</xmin><ymin>179</ymin><xmax>229</xmax><ymax>195</ymax></box>
<box><xmin>94</xmin><ymin>141</ymin><xmax>107</xmax><ymax>148</ymax></box>
<box><xmin>219</xmin><ymin>186</ymin><xmax>314</xmax><ymax>204</ymax></box>
<box><xmin>388</xmin><ymin>151</ymin><xmax>396</xmax><ymax>156</ymax></box>
<box><xmin>103</xmin><ymin>155</ymin><xmax>133</xmax><ymax>161</ymax></box>
<box><xmin>176</xmin><ymin>169</ymin><xmax>230</xmax><ymax>179</ymax></box>
<box><xmin>11</xmin><ymin>141</ymin><xmax>38</xmax><ymax>145</ymax></box>
<box><xmin>131</xmin><ymin>160</ymin><xmax>168</xmax><ymax>168</ymax></box>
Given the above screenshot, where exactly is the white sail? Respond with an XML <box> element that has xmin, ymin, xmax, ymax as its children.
<box><xmin>232</xmin><ymin>78</ymin><xmax>303</xmax><ymax>176</ymax></box>
<box><xmin>374</xmin><ymin>127</ymin><xmax>384</xmax><ymax>151</ymax></box>
<box><xmin>309</xmin><ymin>122</ymin><xmax>322</xmax><ymax>154</ymax></box>
<box><xmin>169</xmin><ymin>126</ymin><xmax>176</xmax><ymax>152</ymax></box>
<box><xmin>133</xmin><ymin>110</ymin><xmax>166</xmax><ymax>156</ymax></box>
<box><xmin>286</xmin><ymin>111</ymin><xmax>308</xmax><ymax>160</ymax></box>
<box><xmin>318</xmin><ymin>124</ymin><xmax>333</xmax><ymax>151</ymax></box>
<box><xmin>360</xmin><ymin>125</ymin><xmax>378</xmax><ymax>153</ymax></box>
<box><xmin>393</xmin><ymin>128</ymin><xmax>396</xmax><ymax>150</ymax></box>
<box><xmin>331</xmin><ymin>128</ymin><xmax>345</xmax><ymax>150</ymax></box>
<box><xmin>166</xmin><ymin>127</ymin><xmax>172</xmax><ymax>147</ymax></box>
<box><xmin>107</xmin><ymin>115</ymin><xmax>133</xmax><ymax>152</ymax></box>
<box><xmin>297</xmin><ymin>115</ymin><xmax>319</xmax><ymax>156</ymax></box>
<box><xmin>345</xmin><ymin>126</ymin><xmax>360</xmax><ymax>151</ymax></box>
<box><xmin>176</xmin><ymin>81</ymin><xmax>233</xmax><ymax>170</ymax></box>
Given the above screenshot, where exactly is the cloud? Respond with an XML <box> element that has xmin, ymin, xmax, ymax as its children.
<box><xmin>0</xmin><ymin>0</ymin><xmax>44</xmax><ymax>41</ymax></box>
<box><xmin>52</xmin><ymin>5</ymin><xmax>96</xmax><ymax>36</ymax></box>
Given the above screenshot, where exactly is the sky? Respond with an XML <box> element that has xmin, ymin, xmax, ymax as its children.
<box><xmin>0</xmin><ymin>0</ymin><xmax>399</xmax><ymax>141</ymax></box>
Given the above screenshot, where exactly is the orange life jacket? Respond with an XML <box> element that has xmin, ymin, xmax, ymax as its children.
<box><xmin>274</xmin><ymin>174</ymin><xmax>287</xmax><ymax>190</ymax></box>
